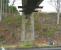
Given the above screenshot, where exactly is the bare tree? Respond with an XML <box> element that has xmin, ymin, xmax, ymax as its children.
<box><xmin>0</xmin><ymin>0</ymin><xmax>9</xmax><ymax>21</ymax></box>
<box><xmin>49</xmin><ymin>0</ymin><xmax>61</xmax><ymax>24</ymax></box>
<box><xmin>0</xmin><ymin>0</ymin><xmax>2</xmax><ymax>21</ymax></box>
<box><xmin>56</xmin><ymin>0</ymin><xmax>60</xmax><ymax>24</ymax></box>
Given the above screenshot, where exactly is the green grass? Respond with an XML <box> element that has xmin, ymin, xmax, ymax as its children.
<box><xmin>20</xmin><ymin>42</ymin><xmax>33</xmax><ymax>48</ymax></box>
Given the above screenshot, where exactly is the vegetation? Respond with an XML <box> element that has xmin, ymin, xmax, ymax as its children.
<box><xmin>0</xmin><ymin>0</ymin><xmax>61</xmax><ymax>48</ymax></box>
<box><xmin>0</xmin><ymin>4</ymin><xmax>61</xmax><ymax>47</ymax></box>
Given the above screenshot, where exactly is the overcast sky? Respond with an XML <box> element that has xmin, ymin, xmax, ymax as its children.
<box><xmin>9</xmin><ymin>0</ymin><xmax>57</xmax><ymax>13</ymax></box>
<box><xmin>40</xmin><ymin>0</ymin><xmax>56</xmax><ymax>12</ymax></box>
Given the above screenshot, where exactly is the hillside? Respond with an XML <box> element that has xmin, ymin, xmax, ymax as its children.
<box><xmin>0</xmin><ymin>12</ymin><xmax>61</xmax><ymax>47</ymax></box>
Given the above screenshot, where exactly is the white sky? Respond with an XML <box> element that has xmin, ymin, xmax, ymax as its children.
<box><xmin>40</xmin><ymin>0</ymin><xmax>56</xmax><ymax>12</ymax></box>
<box><xmin>9</xmin><ymin>0</ymin><xmax>57</xmax><ymax>13</ymax></box>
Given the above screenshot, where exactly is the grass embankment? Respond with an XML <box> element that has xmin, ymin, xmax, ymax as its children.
<box><xmin>0</xmin><ymin>13</ymin><xmax>61</xmax><ymax>48</ymax></box>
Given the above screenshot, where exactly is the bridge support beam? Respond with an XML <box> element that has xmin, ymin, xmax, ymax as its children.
<box><xmin>21</xmin><ymin>14</ymin><xmax>35</xmax><ymax>43</ymax></box>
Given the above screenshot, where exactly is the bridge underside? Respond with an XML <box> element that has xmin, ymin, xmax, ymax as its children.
<box><xmin>22</xmin><ymin>0</ymin><xmax>43</xmax><ymax>15</ymax></box>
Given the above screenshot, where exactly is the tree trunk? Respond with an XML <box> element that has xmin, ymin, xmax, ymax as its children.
<box><xmin>57</xmin><ymin>0</ymin><xmax>60</xmax><ymax>24</ymax></box>
<box><xmin>0</xmin><ymin>0</ymin><xmax>2</xmax><ymax>21</ymax></box>
<box><xmin>57</xmin><ymin>10</ymin><xmax>60</xmax><ymax>24</ymax></box>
